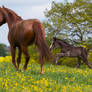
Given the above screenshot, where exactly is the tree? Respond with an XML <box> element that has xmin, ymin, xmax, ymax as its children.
<box><xmin>44</xmin><ymin>0</ymin><xmax>92</xmax><ymax>46</ymax></box>
<box><xmin>0</xmin><ymin>44</ymin><xmax>7</xmax><ymax>56</ymax></box>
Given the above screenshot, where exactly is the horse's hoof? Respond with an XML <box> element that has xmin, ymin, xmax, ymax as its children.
<box><xmin>23</xmin><ymin>67</ymin><xmax>26</xmax><ymax>71</ymax></box>
<box><xmin>23</xmin><ymin>69</ymin><xmax>26</xmax><ymax>71</ymax></box>
<box><xmin>15</xmin><ymin>67</ymin><xmax>19</xmax><ymax>71</ymax></box>
<box><xmin>16</xmin><ymin>68</ymin><xmax>19</xmax><ymax>71</ymax></box>
<box><xmin>40</xmin><ymin>71</ymin><xmax>44</xmax><ymax>74</ymax></box>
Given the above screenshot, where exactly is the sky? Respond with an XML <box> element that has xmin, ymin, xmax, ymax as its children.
<box><xmin>0</xmin><ymin>0</ymin><xmax>73</xmax><ymax>46</ymax></box>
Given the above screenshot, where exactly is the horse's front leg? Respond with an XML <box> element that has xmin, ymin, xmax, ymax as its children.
<box><xmin>21</xmin><ymin>46</ymin><xmax>30</xmax><ymax>70</ymax></box>
<box><xmin>10</xmin><ymin>46</ymin><xmax>18</xmax><ymax>70</ymax></box>
<box><xmin>17</xmin><ymin>47</ymin><xmax>22</xmax><ymax>70</ymax></box>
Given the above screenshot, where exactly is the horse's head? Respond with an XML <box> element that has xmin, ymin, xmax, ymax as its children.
<box><xmin>0</xmin><ymin>6</ymin><xmax>6</xmax><ymax>26</ymax></box>
<box><xmin>49</xmin><ymin>37</ymin><xmax>58</xmax><ymax>50</ymax></box>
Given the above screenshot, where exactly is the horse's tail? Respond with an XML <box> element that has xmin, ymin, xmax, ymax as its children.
<box><xmin>33</xmin><ymin>21</ymin><xmax>52</xmax><ymax>61</ymax></box>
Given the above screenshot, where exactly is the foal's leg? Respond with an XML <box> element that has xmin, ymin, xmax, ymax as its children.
<box><xmin>10</xmin><ymin>46</ymin><xmax>18</xmax><ymax>70</ymax></box>
<box><xmin>17</xmin><ymin>47</ymin><xmax>22</xmax><ymax>70</ymax></box>
<box><xmin>55</xmin><ymin>53</ymin><xmax>64</xmax><ymax>65</ymax></box>
<box><xmin>81</xmin><ymin>53</ymin><xmax>92</xmax><ymax>69</ymax></box>
<box><xmin>22</xmin><ymin>46</ymin><xmax>30</xmax><ymax>70</ymax></box>
<box><xmin>55</xmin><ymin>56</ymin><xmax>61</xmax><ymax>65</ymax></box>
<box><xmin>82</xmin><ymin>57</ymin><xmax>92</xmax><ymax>69</ymax></box>
<box><xmin>76</xmin><ymin>57</ymin><xmax>81</xmax><ymax>68</ymax></box>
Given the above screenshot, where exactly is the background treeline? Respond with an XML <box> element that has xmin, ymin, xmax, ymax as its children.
<box><xmin>43</xmin><ymin>0</ymin><xmax>92</xmax><ymax>66</ymax></box>
<box><xmin>44</xmin><ymin>0</ymin><xmax>92</xmax><ymax>48</ymax></box>
<box><xmin>0</xmin><ymin>44</ymin><xmax>9</xmax><ymax>57</ymax></box>
<box><xmin>0</xmin><ymin>0</ymin><xmax>92</xmax><ymax>67</ymax></box>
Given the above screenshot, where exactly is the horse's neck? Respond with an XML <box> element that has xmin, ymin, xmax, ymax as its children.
<box><xmin>58</xmin><ymin>41</ymin><xmax>68</xmax><ymax>48</ymax></box>
<box><xmin>3</xmin><ymin>8</ymin><xmax>22</xmax><ymax>29</ymax></box>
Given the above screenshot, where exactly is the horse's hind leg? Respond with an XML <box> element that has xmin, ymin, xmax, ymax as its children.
<box><xmin>17</xmin><ymin>47</ymin><xmax>22</xmax><ymax>70</ymax></box>
<box><xmin>22</xmin><ymin>46</ymin><xmax>30</xmax><ymax>70</ymax></box>
<box><xmin>10</xmin><ymin>46</ymin><xmax>18</xmax><ymax>70</ymax></box>
<box><xmin>76</xmin><ymin>57</ymin><xmax>81</xmax><ymax>68</ymax></box>
<box><xmin>39</xmin><ymin>54</ymin><xmax>44</xmax><ymax>74</ymax></box>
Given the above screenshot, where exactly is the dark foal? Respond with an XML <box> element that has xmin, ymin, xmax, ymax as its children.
<box><xmin>50</xmin><ymin>37</ymin><xmax>92</xmax><ymax>69</ymax></box>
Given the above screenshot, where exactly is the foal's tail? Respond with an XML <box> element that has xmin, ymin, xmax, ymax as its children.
<box><xmin>87</xmin><ymin>48</ymin><xmax>92</xmax><ymax>52</ymax></box>
<box><xmin>33</xmin><ymin>21</ymin><xmax>52</xmax><ymax>61</ymax></box>
<box><xmin>82</xmin><ymin>47</ymin><xmax>88</xmax><ymax>57</ymax></box>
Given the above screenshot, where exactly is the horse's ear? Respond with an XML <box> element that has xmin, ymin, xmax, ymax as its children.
<box><xmin>53</xmin><ymin>37</ymin><xmax>56</xmax><ymax>40</ymax></box>
<box><xmin>2</xmin><ymin>5</ymin><xmax>5</xmax><ymax>8</ymax></box>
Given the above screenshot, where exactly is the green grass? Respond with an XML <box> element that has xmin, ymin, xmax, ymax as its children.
<box><xmin>0</xmin><ymin>60</ymin><xmax>92</xmax><ymax>92</ymax></box>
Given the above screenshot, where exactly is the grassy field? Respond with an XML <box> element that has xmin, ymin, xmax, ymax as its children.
<box><xmin>0</xmin><ymin>56</ymin><xmax>92</xmax><ymax>92</ymax></box>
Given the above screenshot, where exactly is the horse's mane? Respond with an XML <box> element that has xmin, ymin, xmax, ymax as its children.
<box><xmin>3</xmin><ymin>7</ymin><xmax>22</xmax><ymax>21</ymax></box>
<box><xmin>55</xmin><ymin>38</ymin><xmax>73</xmax><ymax>47</ymax></box>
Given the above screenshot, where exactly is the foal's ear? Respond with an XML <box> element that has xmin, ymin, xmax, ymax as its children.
<box><xmin>53</xmin><ymin>37</ymin><xmax>56</xmax><ymax>41</ymax></box>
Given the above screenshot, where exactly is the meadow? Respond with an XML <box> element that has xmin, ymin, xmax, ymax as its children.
<box><xmin>0</xmin><ymin>56</ymin><xmax>92</xmax><ymax>92</ymax></box>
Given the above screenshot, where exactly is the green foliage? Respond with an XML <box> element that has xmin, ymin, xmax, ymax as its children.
<box><xmin>88</xmin><ymin>50</ymin><xmax>92</xmax><ymax>63</ymax></box>
<box><xmin>83</xmin><ymin>38</ymin><xmax>92</xmax><ymax>50</ymax></box>
<box><xmin>0</xmin><ymin>44</ymin><xmax>7</xmax><ymax>57</ymax></box>
<box><xmin>44</xmin><ymin>0</ymin><xmax>92</xmax><ymax>46</ymax></box>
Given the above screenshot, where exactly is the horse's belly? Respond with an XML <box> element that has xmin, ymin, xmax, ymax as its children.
<box><xmin>22</xmin><ymin>30</ymin><xmax>35</xmax><ymax>45</ymax></box>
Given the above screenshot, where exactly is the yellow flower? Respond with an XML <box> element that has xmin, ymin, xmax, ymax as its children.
<box><xmin>44</xmin><ymin>80</ymin><xmax>49</xmax><ymax>87</ymax></box>
<box><xmin>82</xmin><ymin>45</ymin><xmax>87</xmax><ymax>49</ymax></box>
<box><xmin>65</xmin><ymin>77</ymin><xmax>68</xmax><ymax>80</ymax></box>
<box><xmin>15</xmin><ymin>83</ymin><xmax>18</xmax><ymax>86</ymax></box>
<box><xmin>0</xmin><ymin>77</ymin><xmax>2</xmax><ymax>81</ymax></box>
<box><xmin>34</xmin><ymin>86</ymin><xmax>38</xmax><ymax>91</ymax></box>
<box><xmin>40</xmin><ymin>89</ymin><xmax>43</xmax><ymax>92</ymax></box>
<box><xmin>0</xmin><ymin>57</ymin><xmax>4</xmax><ymax>62</ymax></box>
<box><xmin>62</xmin><ymin>86</ymin><xmax>66</xmax><ymax>92</ymax></box>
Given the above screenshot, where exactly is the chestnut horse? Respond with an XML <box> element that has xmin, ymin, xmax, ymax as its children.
<box><xmin>0</xmin><ymin>6</ymin><xmax>51</xmax><ymax>74</ymax></box>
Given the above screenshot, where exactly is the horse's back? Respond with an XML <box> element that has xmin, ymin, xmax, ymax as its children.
<box><xmin>8</xmin><ymin>20</ymin><xmax>34</xmax><ymax>46</ymax></box>
<box><xmin>9</xmin><ymin>19</ymin><xmax>45</xmax><ymax>46</ymax></box>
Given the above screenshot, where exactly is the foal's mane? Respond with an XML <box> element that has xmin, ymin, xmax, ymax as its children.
<box><xmin>3</xmin><ymin>7</ymin><xmax>22</xmax><ymax>21</ymax></box>
<box><xmin>55</xmin><ymin>38</ymin><xmax>73</xmax><ymax>47</ymax></box>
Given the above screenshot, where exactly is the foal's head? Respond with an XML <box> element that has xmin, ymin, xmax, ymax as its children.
<box><xmin>49</xmin><ymin>37</ymin><xmax>59</xmax><ymax>50</ymax></box>
<box><xmin>0</xmin><ymin>6</ymin><xmax>6</xmax><ymax>26</ymax></box>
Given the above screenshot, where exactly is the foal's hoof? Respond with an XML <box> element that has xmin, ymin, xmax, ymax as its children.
<box><xmin>89</xmin><ymin>67</ymin><xmax>92</xmax><ymax>69</ymax></box>
<box><xmin>56</xmin><ymin>63</ymin><xmax>58</xmax><ymax>65</ymax></box>
<box><xmin>76</xmin><ymin>66</ymin><xmax>80</xmax><ymax>68</ymax></box>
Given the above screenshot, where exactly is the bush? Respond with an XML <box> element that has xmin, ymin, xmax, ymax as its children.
<box><xmin>0</xmin><ymin>44</ymin><xmax>7</xmax><ymax>57</ymax></box>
